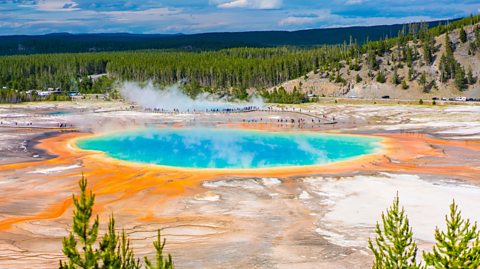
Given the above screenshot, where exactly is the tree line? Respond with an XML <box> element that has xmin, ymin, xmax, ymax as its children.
<box><xmin>0</xmin><ymin>46</ymin><xmax>347</xmax><ymax>102</ymax></box>
<box><xmin>0</xmin><ymin>19</ymin><xmax>456</xmax><ymax>56</ymax></box>
<box><xmin>0</xmin><ymin>14</ymin><xmax>479</xmax><ymax>104</ymax></box>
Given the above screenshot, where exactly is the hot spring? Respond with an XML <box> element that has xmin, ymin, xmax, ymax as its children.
<box><xmin>76</xmin><ymin>128</ymin><xmax>382</xmax><ymax>169</ymax></box>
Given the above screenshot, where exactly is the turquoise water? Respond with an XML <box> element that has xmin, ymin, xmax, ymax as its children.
<box><xmin>76</xmin><ymin>128</ymin><xmax>382</xmax><ymax>169</ymax></box>
<box><xmin>45</xmin><ymin>111</ymin><xmax>71</xmax><ymax>115</ymax></box>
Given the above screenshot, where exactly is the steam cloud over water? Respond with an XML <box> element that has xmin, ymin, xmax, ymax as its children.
<box><xmin>119</xmin><ymin>82</ymin><xmax>264</xmax><ymax>111</ymax></box>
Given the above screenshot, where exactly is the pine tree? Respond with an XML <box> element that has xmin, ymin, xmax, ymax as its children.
<box><xmin>422</xmin><ymin>41</ymin><xmax>433</xmax><ymax>65</ymax></box>
<box><xmin>419</xmin><ymin>72</ymin><xmax>428</xmax><ymax>92</ymax></box>
<box><xmin>421</xmin><ymin>32</ymin><xmax>435</xmax><ymax>65</ymax></box>
<box><xmin>439</xmin><ymin>54</ymin><xmax>448</xmax><ymax>82</ymax></box>
<box><xmin>368</xmin><ymin>195</ymin><xmax>420</xmax><ymax>269</ymax></box>
<box><xmin>423</xmin><ymin>201</ymin><xmax>480</xmax><ymax>268</ymax></box>
<box><xmin>335</xmin><ymin>72</ymin><xmax>346</xmax><ymax>84</ymax></box>
<box><xmin>469</xmin><ymin>42</ymin><xmax>477</xmax><ymax>55</ymax></box>
<box><xmin>445</xmin><ymin>32</ymin><xmax>454</xmax><ymax>55</ymax></box>
<box><xmin>355</xmin><ymin>73</ymin><xmax>362</xmax><ymax>83</ymax></box>
<box><xmin>99</xmin><ymin>216</ymin><xmax>141</xmax><ymax>269</ymax></box>
<box><xmin>438</xmin><ymin>31</ymin><xmax>461</xmax><ymax>83</ymax></box>
<box><xmin>455</xmin><ymin>65</ymin><xmax>467</xmax><ymax>91</ymax></box>
<box><xmin>60</xmin><ymin>176</ymin><xmax>174</xmax><ymax>269</ymax></box>
<box><xmin>408</xmin><ymin>66</ymin><xmax>414</xmax><ymax>81</ymax></box>
<box><xmin>60</xmin><ymin>175</ymin><xmax>100</xmax><ymax>269</ymax></box>
<box><xmin>467</xmin><ymin>66</ymin><xmax>475</xmax><ymax>85</ymax></box>
<box><xmin>376</xmin><ymin>71</ymin><xmax>386</xmax><ymax>83</ymax></box>
<box><xmin>406</xmin><ymin>45</ymin><xmax>414</xmax><ymax>67</ymax></box>
<box><xmin>144</xmin><ymin>231</ymin><xmax>174</xmax><ymax>269</ymax></box>
<box><xmin>460</xmin><ymin>28</ymin><xmax>467</xmax><ymax>43</ymax></box>
<box><xmin>368</xmin><ymin>49</ymin><xmax>378</xmax><ymax>70</ymax></box>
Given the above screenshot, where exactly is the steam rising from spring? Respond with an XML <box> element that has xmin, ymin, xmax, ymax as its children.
<box><xmin>119</xmin><ymin>82</ymin><xmax>264</xmax><ymax>112</ymax></box>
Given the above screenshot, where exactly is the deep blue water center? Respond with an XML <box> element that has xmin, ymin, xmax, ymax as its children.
<box><xmin>76</xmin><ymin>128</ymin><xmax>382</xmax><ymax>169</ymax></box>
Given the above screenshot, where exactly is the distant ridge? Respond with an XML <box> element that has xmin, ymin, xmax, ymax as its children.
<box><xmin>0</xmin><ymin>18</ymin><xmax>458</xmax><ymax>55</ymax></box>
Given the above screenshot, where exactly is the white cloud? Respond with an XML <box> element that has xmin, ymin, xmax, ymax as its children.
<box><xmin>35</xmin><ymin>0</ymin><xmax>79</xmax><ymax>11</ymax></box>
<box><xmin>102</xmin><ymin>7</ymin><xmax>182</xmax><ymax>17</ymax></box>
<box><xmin>280</xmin><ymin>16</ymin><xmax>317</xmax><ymax>25</ymax></box>
<box><xmin>210</xmin><ymin>0</ymin><xmax>282</xmax><ymax>9</ymax></box>
<box><xmin>279</xmin><ymin>8</ymin><xmax>439</xmax><ymax>29</ymax></box>
<box><xmin>2</xmin><ymin>0</ymin><xmax>479</xmax><ymax>34</ymax></box>
<box><xmin>279</xmin><ymin>10</ymin><xmax>335</xmax><ymax>26</ymax></box>
<box><xmin>345</xmin><ymin>0</ymin><xmax>366</xmax><ymax>5</ymax></box>
<box><xmin>217</xmin><ymin>0</ymin><xmax>248</xmax><ymax>8</ymax></box>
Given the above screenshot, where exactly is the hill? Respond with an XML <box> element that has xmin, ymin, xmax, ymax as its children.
<box><xmin>0</xmin><ymin>19</ymin><xmax>456</xmax><ymax>55</ymax></box>
<box><xmin>271</xmin><ymin>23</ymin><xmax>480</xmax><ymax>100</ymax></box>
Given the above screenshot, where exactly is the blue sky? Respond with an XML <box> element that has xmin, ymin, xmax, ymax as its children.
<box><xmin>0</xmin><ymin>0</ymin><xmax>479</xmax><ymax>35</ymax></box>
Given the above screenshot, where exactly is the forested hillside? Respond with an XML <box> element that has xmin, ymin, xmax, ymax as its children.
<box><xmin>0</xmin><ymin>47</ymin><xmax>343</xmax><ymax>96</ymax></box>
<box><xmin>0</xmin><ymin>15</ymin><xmax>478</xmax><ymax>103</ymax></box>
<box><xmin>0</xmin><ymin>19</ymin><xmax>455</xmax><ymax>55</ymax></box>
<box><xmin>272</xmin><ymin>15</ymin><xmax>480</xmax><ymax>101</ymax></box>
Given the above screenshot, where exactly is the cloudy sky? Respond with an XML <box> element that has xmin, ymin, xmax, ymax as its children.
<box><xmin>0</xmin><ymin>0</ymin><xmax>479</xmax><ymax>35</ymax></box>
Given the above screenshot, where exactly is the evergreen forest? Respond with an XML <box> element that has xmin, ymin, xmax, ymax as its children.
<box><xmin>0</xmin><ymin>15</ymin><xmax>479</xmax><ymax>103</ymax></box>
